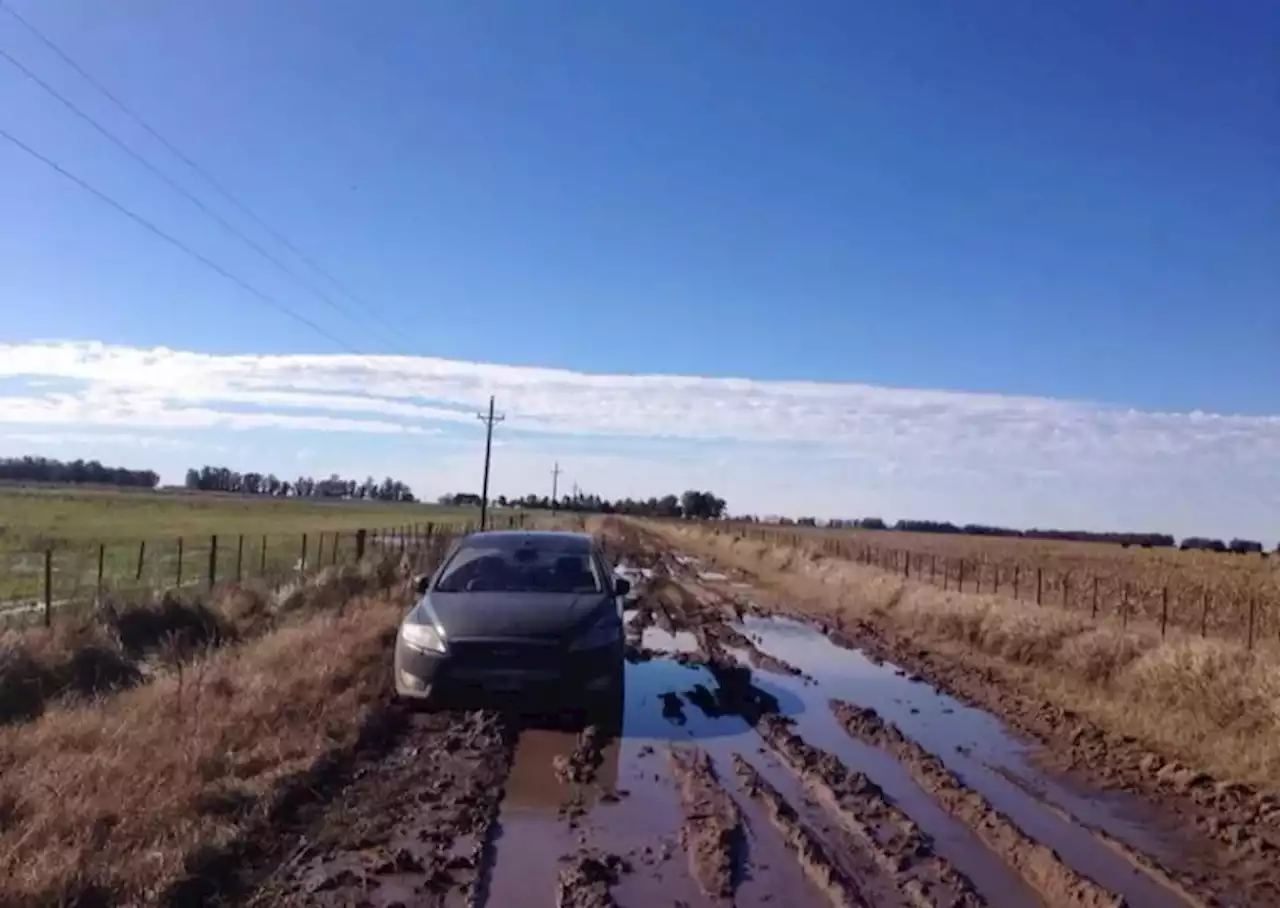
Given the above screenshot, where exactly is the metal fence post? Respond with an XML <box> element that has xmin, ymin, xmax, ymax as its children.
<box><xmin>236</xmin><ymin>535</ymin><xmax>244</xmax><ymax>582</ymax></box>
<box><xmin>176</xmin><ymin>537</ymin><xmax>184</xmax><ymax>588</ymax></box>
<box><xmin>44</xmin><ymin>548</ymin><xmax>52</xmax><ymax>627</ymax></box>
<box><xmin>207</xmin><ymin>535</ymin><xmax>218</xmax><ymax>591</ymax></box>
<box><xmin>96</xmin><ymin>543</ymin><xmax>105</xmax><ymax>606</ymax></box>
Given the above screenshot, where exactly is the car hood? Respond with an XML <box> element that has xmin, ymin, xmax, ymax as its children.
<box><xmin>420</xmin><ymin>591</ymin><xmax>608</xmax><ymax>640</ymax></box>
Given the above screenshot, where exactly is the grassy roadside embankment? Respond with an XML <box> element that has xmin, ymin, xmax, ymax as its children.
<box><xmin>650</xmin><ymin>521</ymin><xmax>1280</xmax><ymax>793</ymax></box>
<box><xmin>0</xmin><ymin>533</ymin><xmax>455</xmax><ymax>904</ymax></box>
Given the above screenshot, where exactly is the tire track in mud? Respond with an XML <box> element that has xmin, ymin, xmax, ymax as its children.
<box><xmin>830</xmin><ymin>701</ymin><xmax>1171</xmax><ymax>908</ymax></box>
<box><xmin>754</xmin><ymin>713</ymin><xmax>986</xmax><ymax>908</ymax></box>
<box><xmin>731</xmin><ymin>754</ymin><xmax>871</xmax><ymax>907</ymax></box>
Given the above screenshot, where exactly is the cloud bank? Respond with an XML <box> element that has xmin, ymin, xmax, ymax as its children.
<box><xmin>0</xmin><ymin>341</ymin><xmax>1276</xmax><ymax>540</ymax></box>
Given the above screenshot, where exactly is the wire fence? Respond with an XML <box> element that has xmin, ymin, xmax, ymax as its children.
<box><xmin>0</xmin><ymin>514</ymin><xmax>529</xmax><ymax>630</ymax></box>
<box><xmin>724</xmin><ymin>526</ymin><xmax>1280</xmax><ymax>650</ymax></box>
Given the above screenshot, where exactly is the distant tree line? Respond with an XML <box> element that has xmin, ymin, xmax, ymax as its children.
<box><xmin>0</xmin><ymin>455</ymin><xmax>159</xmax><ymax>489</ymax></box>
<box><xmin>743</xmin><ymin>514</ymin><xmax>1275</xmax><ymax>555</ymax></box>
<box><xmin>439</xmin><ymin>489</ymin><xmax>728</xmax><ymax>520</ymax></box>
<box><xmin>183</xmin><ymin>465</ymin><xmax>415</xmax><ymax>502</ymax></box>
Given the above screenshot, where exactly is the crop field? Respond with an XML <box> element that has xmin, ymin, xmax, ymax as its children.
<box><xmin>723</xmin><ymin>521</ymin><xmax>1280</xmax><ymax>645</ymax></box>
<box><xmin>0</xmin><ymin>485</ymin><xmax>501</xmax><ymax>619</ymax></box>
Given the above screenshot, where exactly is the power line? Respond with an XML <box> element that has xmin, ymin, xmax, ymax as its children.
<box><xmin>0</xmin><ymin>39</ymin><xmax>403</xmax><ymax>352</ymax></box>
<box><xmin>0</xmin><ymin>124</ymin><xmax>357</xmax><ymax>352</ymax></box>
<box><xmin>0</xmin><ymin>0</ymin><xmax>384</xmax><ymax>314</ymax></box>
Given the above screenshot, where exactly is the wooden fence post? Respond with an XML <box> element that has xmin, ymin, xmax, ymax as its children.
<box><xmin>176</xmin><ymin>537</ymin><xmax>184</xmax><ymax>588</ymax></box>
<box><xmin>1200</xmin><ymin>589</ymin><xmax>1210</xmax><ymax>637</ymax></box>
<box><xmin>942</xmin><ymin>558</ymin><xmax>949</xmax><ymax>591</ymax></box>
<box><xmin>260</xmin><ymin>535</ymin><xmax>268</xmax><ymax>576</ymax></box>
<box><xmin>356</xmin><ymin>529</ymin><xmax>367</xmax><ymax>561</ymax></box>
<box><xmin>1247</xmin><ymin>598</ymin><xmax>1256</xmax><ymax>650</ymax></box>
<box><xmin>1062</xmin><ymin>572</ymin><xmax>1070</xmax><ymax>609</ymax></box>
<box><xmin>136</xmin><ymin>540</ymin><xmax>146</xmax><ymax>581</ymax></box>
<box><xmin>332</xmin><ymin>532</ymin><xmax>340</xmax><ymax>565</ymax></box>
<box><xmin>902</xmin><ymin>552</ymin><xmax>910</xmax><ymax>578</ymax></box>
<box><xmin>1091</xmin><ymin>576</ymin><xmax>1099</xmax><ymax>619</ymax></box>
<box><xmin>993</xmin><ymin>564</ymin><xmax>999</xmax><ymax>595</ymax></box>
<box><xmin>96</xmin><ymin>543</ymin><xmax>105</xmax><ymax>606</ymax></box>
<box><xmin>207</xmin><ymin>535</ymin><xmax>218</xmax><ymax>591</ymax></box>
<box><xmin>236</xmin><ymin>535</ymin><xmax>244</xmax><ymax>582</ymax></box>
<box><xmin>958</xmin><ymin>560</ymin><xmax>965</xmax><ymax>592</ymax></box>
<box><xmin>44</xmin><ymin>548</ymin><xmax>52</xmax><ymax>628</ymax></box>
<box><xmin>300</xmin><ymin>533</ymin><xmax>308</xmax><ymax>571</ymax></box>
<box><xmin>1160</xmin><ymin>586</ymin><xmax>1169</xmax><ymax>638</ymax></box>
<box><xmin>1122</xmin><ymin>582</ymin><xmax>1130</xmax><ymax>628</ymax></box>
<box><xmin>930</xmin><ymin>554</ymin><xmax>936</xmax><ymax>584</ymax></box>
<box><xmin>1035</xmin><ymin>568</ymin><xmax>1043</xmax><ymax>605</ymax></box>
<box><xmin>1013</xmin><ymin>565</ymin><xmax>1020</xmax><ymax>599</ymax></box>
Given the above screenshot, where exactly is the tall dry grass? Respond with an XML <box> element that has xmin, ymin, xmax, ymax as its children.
<box><xmin>656</xmin><ymin>523</ymin><xmax>1280</xmax><ymax>791</ymax></box>
<box><xmin>0</xmin><ymin>554</ymin><xmax>410</xmax><ymax>726</ymax></box>
<box><xmin>0</xmin><ymin>591</ymin><xmax>406</xmax><ymax>906</ymax></box>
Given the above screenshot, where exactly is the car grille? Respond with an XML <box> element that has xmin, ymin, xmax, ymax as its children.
<box><xmin>449</xmin><ymin>640</ymin><xmax>563</xmax><ymax>672</ymax></box>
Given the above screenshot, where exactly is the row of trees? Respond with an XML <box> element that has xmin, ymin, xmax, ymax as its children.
<box><xmin>752</xmin><ymin>515</ymin><xmax>1274</xmax><ymax>555</ymax></box>
<box><xmin>439</xmin><ymin>489</ymin><xmax>729</xmax><ymax>520</ymax></box>
<box><xmin>0</xmin><ymin>456</ymin><xmax>159</xmax><ymax>488</ymax></box>
<box><xmin>183</xmin><ymin>466</ymin><xmax>416</xmax><ymax>502</ymax></box>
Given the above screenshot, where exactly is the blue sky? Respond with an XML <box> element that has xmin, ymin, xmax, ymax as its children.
<box><xmin>0</xmin><ymin>2</ymin><xmax>1277</xmax><ymax>538</ymax></box>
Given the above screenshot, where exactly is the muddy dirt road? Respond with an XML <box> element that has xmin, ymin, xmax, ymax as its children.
<box><xmin>224</xmin><ymin>521</ymin><xmax>1268</xmax><ymax>907</ymax></box>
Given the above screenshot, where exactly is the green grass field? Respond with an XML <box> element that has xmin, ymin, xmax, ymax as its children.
<box><xmin>0</xmin><ymin>485</ymin><xmax>500</xmax><ymax>613</ymax></box>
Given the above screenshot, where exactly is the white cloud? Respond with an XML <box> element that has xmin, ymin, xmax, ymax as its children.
<box><xmin>0</xmin><ymin>340</ymin><xmax>1277</xmax><ymax>540</ymax></box>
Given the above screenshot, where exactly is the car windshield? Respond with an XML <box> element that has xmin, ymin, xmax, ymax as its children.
<box><xmin>434</xmin><ymin>544</ymin><xmax>603</xmax><ymax>594</ymax></box>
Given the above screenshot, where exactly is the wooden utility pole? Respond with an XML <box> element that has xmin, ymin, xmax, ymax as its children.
<box><xmin>476</xmin><ymin>395</ymin><xmax>505</xmax><ymax>530</ymax></box>
<box><xmin>551</xmin><ymin>461</ymin><xmax>562</xmax><ymax>514</ymax></box>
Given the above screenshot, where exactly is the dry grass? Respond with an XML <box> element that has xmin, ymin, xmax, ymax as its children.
<box><xmin>723</xmin><ymin>522</ymin><xmax>1280</xmax><ymax>643</ymax></box>
<box><xmin>0</xmin><ymin>553</ymin><xmax>414</xmax><ymax>726</ymax></box>
<box><xmin>657</xmin><ymin>522</ymin><xmax>1280</xmax><ymax>791</ymax></box>
<box><xmin>0</xmin><ymin>591</ymin><xmax>406</xmax><ymax>905</ymax></box>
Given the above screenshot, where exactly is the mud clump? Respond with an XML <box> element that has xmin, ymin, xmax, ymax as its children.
<box><xmin>668</xmin><ymin>746</ymin><xmax>744</xmax><ymax>901</ymax></box>
<box><xmin>731</xmin><ymin>754</ymin><xmax>870</xmax><ymax>907</ymax></box>
<box><xmin>555</xmin><ymin>850</ymin><xmax>631</xmax><ymax>908</ymax></box>
<box><xmin>830</xmin><ymin>701</ymin><xmax>1125</xmax><ymax>908</ymax></box>
<box><xmin>553</xmin><ymin>724</ymin><xmax>608</xmax><ymax>785</ymax></box>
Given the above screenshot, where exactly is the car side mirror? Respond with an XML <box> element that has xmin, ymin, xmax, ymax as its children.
<box><xmin>413</xmin><ymin>573</ymin><xmax>431</xmax><ymax>595</ymax></box>
<box><xmin>614</xmin><ymin>577</ymin><xmax>631</xmax><ymax>597</ymax></box>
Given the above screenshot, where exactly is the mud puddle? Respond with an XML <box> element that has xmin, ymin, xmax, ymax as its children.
<box><xmin>727</xmin><ymin>616</ymin><xmax>1196</xmax><ymax>905</ymax></box>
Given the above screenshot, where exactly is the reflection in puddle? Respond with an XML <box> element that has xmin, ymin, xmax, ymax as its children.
<box><xmin>734</xmin><ymin>615</ymin><xmax>1192</xmax><ymax>906</ymax></box>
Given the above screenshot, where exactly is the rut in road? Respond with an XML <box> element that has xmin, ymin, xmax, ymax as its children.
<box><xmin>231</xmin><ymin>523</ymin><xmax>1257</xmax><ymax>907</ymax></box>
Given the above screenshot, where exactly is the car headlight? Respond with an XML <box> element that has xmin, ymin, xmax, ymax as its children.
<box><xmin>569</xmin><ymin>611</ymin><xmax>621</xmax><ymax>651</ymax></box>
<box><xmin>400</xmin><ymin>618</ymin><xmax>446</xmax><ymax>654</ymax></box>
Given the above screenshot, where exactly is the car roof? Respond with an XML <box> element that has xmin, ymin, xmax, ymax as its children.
<box><xmin>458</xmin><ymin>529</ymin><xmax>596</xmax><ymax>552</ymax></box>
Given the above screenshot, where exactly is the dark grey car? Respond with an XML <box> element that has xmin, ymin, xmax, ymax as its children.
<box><xmin>394</xmin><ymin>530</ymin><xmax>629</xmax><ymax>712</ymax></box>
